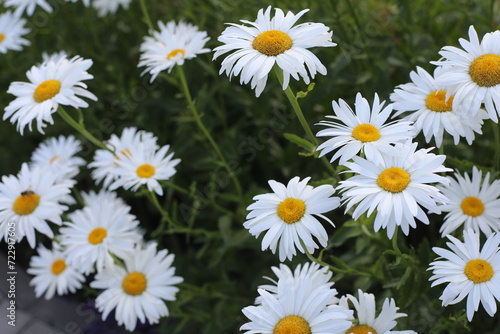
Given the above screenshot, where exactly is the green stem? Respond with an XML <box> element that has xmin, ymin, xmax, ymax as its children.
<box><xmin>148</xmin><ymin>190</ymin><xmax>176</xmax><ymax>227</ymax></box>
<box><xmin>176</xmin><ymin>66</ymin><xmax>243</xmax><ymax>197</ymax></box>
<box><xmin>57</xmin><ymin>106</ymin><xmax>111</xmax><ymax>152</ymax></box>
<box><xmin>139</xmin><ymin>0</ymin><xmax>154</xmax><ymax>31</ymax></box>
<box><xmin>493</xmin><ymin>121</ymin><xmax>500</xmax><ymax>171</ymax></box>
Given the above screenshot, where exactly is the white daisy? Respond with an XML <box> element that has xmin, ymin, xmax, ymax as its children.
<box><xmin>241</xmin><ymin>275</ymin><xmax>352</xmax><ymax>334</ymax></box>
<box><xmin>64</xmin><ymin>0</ymin><xmax>90</xmax><ymax>6</ymax></box>
<box><xmin>433</xmin><ymin>25</ymin><xmax>500</xmax><ymax>122</ymax></box>
<box><xmin>90</xmin><ymin>242</ymin><xmax>183</xmax><ymax>332</ymax></box>
<box><xmin>213</xmin><ymin>6</ymin><xmax>336</xmax><ymax>97</ymax></box>
<box><xmin>244</xmin><ymin>176</ymin><xmax>339</xmax><ymax>262</ymax></box>
<box><xmin>316</xmin><ymin>92</ymin><xmax>413</xmax><ymax>165</ymax></box>
<box><xmin>4</xmin><ymin>55</ymin><xmax>97</xmax><ymax>134</ymax></box>
<box><xmin>60</xmin><ymin>191</ymin><xmax>142</xmax><ymax>274</ymax></box>
<box><xmin>139</xmin><ymin>20</ymin><xmax>211</xmax><ymax>82</ymax></box>
<box><xmin>0</xmin><ymin>163</ymin><xmax>72</xmax><ymax>248</ymax></box>
<box><xmin>339</xmin><ymin>289</ymin><xmax>416</xmax><ymax>334</ymax></box>
<box><xmin>391</xmin><ymin>66</ymin><xmax>488</xmax><ymax>147</ymax></box>
<box><xmin>3</xmin><ymin>0</ymin><xmax>52</xmax><ymax>16</ymax></box>
<box><xmin>437</xmin><ymin>166</ymin><xmax>500</xmax><ymax>237</ymax></box>
<box><xmin>108</xmin><ymin>142</ymin><xmax>180</xmax><ymax>196</ymax></box>
<box><xmin>89</xmin><ymin>127</ymin><xmax>158</xmax><ymax>189</ymax></box>
<box><xmin>92</xmin><ymin>0</ymin><xmax>132</xmax><ymax>17</ymax></box>
<box><xmin>41</xmin><ymin>50</ymin><xmax>69</xmax><ymax>64</ymax></box>
<box><xmin>337</xmin><ymin>142</ymin><xmax>450</xmax><ymax>238</ymax></box>
<box><xmin>429</xmin><ymin>229</ymin><xmax>500</xmax><ymax>321</ymax></box>
<box><xmin>0</xmin><ymin>11</ymin><xmax>30</xmax><ymax>54</ymax></box>
<box><xmin>27</xmin><ymin>243</ymin><xmax>85</xmax><ymax>300</ymax></box>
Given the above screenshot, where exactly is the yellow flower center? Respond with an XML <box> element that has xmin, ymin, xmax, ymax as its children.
<box><xmin>469</xmin><ymin>53</ymin><xmax>500</xmax><ymax>87</ymax></box>
<box><xmin>377</xmin><ymin>167</ymin><xmax>411</xmax><ymax>193</ymax></box>
<box><xmin>0</xmin><ymin>34</ymin><xmax>5</xmax><ymax>43</ymax></box>
<box><xmin>33</xmin><ymin>79</ymin><xmax>61</xmax><ymax>103</ymax></box>
<box><xmin>87</xmin><ymin>227</ymin><xmax>108</xmax><ymax>245</ymax></box>
<box><xmin>136</xmin><ymin>164</ymin><xmax>156</xmax><ymax>178</ymax></box>
<box><xmin>425</xmin><ymin>90</ymin><xmax>454</xmax><ymax>112</ymax></box>
<box><xmin>277</xmin><ymin>198</ymin><xmax>306</xmax><ymax>224</ymax></box>
<box><xmin>346</xmin><ymin>325</ymin><xmax>378</xmax><ymax>334</ymax></box>
<box><xmin>51</xmin><ymin>259</ymin><xmax>67</xmax><ymax>275</ymax></box>
<box><xmin>167</xmin><ymin>48</ymin><xmax>186</xmax><ymax>60</ymax></box>
<box><xmin>465</xmin><ymin>259</ymin><xmax>494</xmax><ymax>283</ymax></box>
<box><xmin>49</xmin><ymin>155</ymin><xmax>60</xmax><ymax>164</ymax></box>
<box><xmin>352</xmin><ymin>124</ymin><xmax>381</xmax><ymax>142</ymax></box>
<box><xmin>122</xmin><ymin>272</ymin><xmax>147</xmax><ymax>295</ymax></box>
<box><xmin>461</xmin><ymin>196</ymin><xmax>485</xmax><ymax>217</ymax></box>
<box><xmin>12</xmin><ymin>191</ymin><xmax>40</xmax><ymax>216</ymax></box>
<box><xmin>252</xmin><ymin>30</ymin><xmax>293</xmax><ymax>56</ymax></box>
<box><xmin>273</xmin><ymin>315</ymin><xmax>311</xmax><ymax>334</ymax></box>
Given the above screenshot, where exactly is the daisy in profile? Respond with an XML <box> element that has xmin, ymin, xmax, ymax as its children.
<box><xmin>429</xmin><ymin>229</ymin><xmax>500</xmax><ymax>321</ymax></box>
<box><xmin>433</xmin><ymin>25</ymin><xmax>500</xmax><ymax>122</ymax></box>
<box><xmin>391</xmin><ymin>66</ymin><xmax>488</xmax><ymax>147</ymax></box>
<box><xmin>92</xmin><ymin>0</ymin><xmax>132</xmax><ymax>17</ymax></box>
<box><xmin>0</xmin><ymin>11</ymin><xmax>30</xmax><ymax>54</ymax></box>
<box><xmin>316</xmin><ymin>93</ymin><xmax>413</xmax><ymax>165</ymax></box>
<box><xmin>339</xmin><ymin>289</ymin><xmax>416</xmax><ymax>334</ymax></box>
<box><xmin>3</xmin><ymin>0</ymin><xmax>52</xmax><ymax>16</ymax></box>
<box><xmin>437</xmin><ymin>166</ymin><xmax>500</xmax><ymax>237</ymax></box>
<box><xmin>337</xmin><ymin>142</ymin><xmax>450</xmax><ymax>238</ymax></box>
<box><xmin>60</xmin><ymin>191</ymin><xmax>142</xmax><ymax>274</ymax></box>
<box><xmin>244</xmin><ymin>176</ymin><xmax>339</xmax><ymax>261</ymax></box>
<box><xmin>139</xmin><ymin>20</ymin><xmax>211</xmax><ymax>82</ymax></box>
<box><xmin>213</xmin><ymin>6</ymin><xmax>336</xmax><ymax>97</ymax></box>
<box><xmin>90</xmin><ymin>242</ymin><xmax>183</xmax><ymax>332</ymax></box>
<box><xmin>27</xmin><ymin>243</ymin><xmax>85</xmax><ymax>300</ymax></box>
<box><xmin>4</xmin><ymin>55</ymin><xmax>97</xmax><ymax>134</ymax></box>
<box><xmin>241</xmin><ymin>275</ymin><xmax>352</xmax><ymax>334</ymax></box>
<box><xmin>0</xmin><ymin>163</ymin><xmax>72</xmax><ymax>248</ymax></box>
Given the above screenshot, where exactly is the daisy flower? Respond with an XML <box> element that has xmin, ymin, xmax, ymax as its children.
<box><xmin>3</xmin><ymin>0</ymin><xmax>52</xmax><ymax>16</ymax></box>
<box><xmin>139</xmin><ymin>20</ymin><xmax>211</xmax><ymax>82</ymax></box>
<box><xmin>27</xmin><ymin>243</ymin><xmax>85</xmax><ymax>300</ymax></box>
<box><xmin>92</xmin><ymin>0</ymin><xmax>132</xmax><ymax>17</ymax></box>
<box><xmin>337</xmin><ymin>142</ymin><xmax>450</xmax><ymax>238</ymax></box>
<box><xmin>4</xmin><ymin>55</ymin><xmax>97</xmax><ymax>134</ymax></box>
<box><xmin>60</xmin><ymin>191</ymin><xmax>142</xmax><ymax>274</ymax></box>
<box><xmin>64</xmin><ymin>0</ymin><xmax>90</xmax><ymax>6</ymax></box>
<box><xmin>213</xmin><ymin>6</ymin><xmax>336</xmax><ymax>97</ymax></box>
<box><xmin>429</xmin><ymin>229</ymin><xmax>500</xmax><ymax>321</ymax></box>
<box><xmin>0</xmin><ymin>163</ymin><xmax>72</xmax><ymax>248</ymax></box>
<box><xmin>41</xmin><ymin>50</ymin><xmax>69</xmax><ymax>63</ymax></box>
<box><xmin>90</xmin><ymin>242</ymin><xmax>183</xmax><ymax>332</ymax></box>
<box><xmin>437</xmin><ymin>166</ymin><xmax>500</xmax><ymax>237</ymax></box>
<box><xmin>241</xmin><ymin>275</ymin><xmax>352</xmax><ymax>334</ymax></box>
<box><xmin>0</xmin><ymin>11</ymin><xmax>30</xmax><ymax>54</ymax></box>
<box><xmin>391</xmin><ymin>66</ymin><xmax>488</xmax><ymax>147</ymax></box>
<box><xmin>339</xmin><ymin>289</ymin><xmax>416</xmax><ymax>334</ymax></box>
<box><xmin>316</xmin><ymin>93</ymin><xmax>413</xmax><ymax>165</ymax></box>
<box><xmin>433</xmin><ymin>25</ymin><xmax>500</xmax><ymax>122</ymax></box>
<box><xmin>89</xmin><ymin>127</ymin><xmax>158</xmax><ymax>189</ymax></box>
<box><xmin>244</xmin><ymin>176</ymin><xmax>339</xmax><ymax>262</ymax></box>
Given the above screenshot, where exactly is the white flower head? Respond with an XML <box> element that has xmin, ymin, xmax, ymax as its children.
<box><xmin>213</xmin><ymin>6</ymin><xmax>336</xmax><ymax>97</ymax></box>
<box><xmin>429</xmin><ymin>229</ymin><xmax>500</xmax><ymax>321</ymax></box>
<box><xmin>4</xmin><ymin>55</ymin><xmax>97</xmax><ymax>134</ymax></box>
<box><xmin>244</xmin><ymin>176</ymin><xmax>339</xmax><ymax>261</ymax></box>
<box><xmin>316</xmin><ymin>92</ymin><xmax>413</xmax><ymax>165</ymax></box>
<box><xmin>3</xmin><ymin>0</ymin><xmax>52</xmax><ymax>16</ymax></box>
<box><xmin>0</xmin><ymin>11</ymin><xmax>30</xmax><ymax>54</ymax></box>
<box><xmin>139</xmin><ymin>20</ymin><xmax>211</xmax><ymax>82</ymax></box>
<box><xmin>90</xmin><ymin>242</ymin><xmax>183</xmax><ymax>332</ymax></box>
<box><xmin>92</xmin><ymin>0</ymin><xmax>132</xmax><ymax>17</ymax></box>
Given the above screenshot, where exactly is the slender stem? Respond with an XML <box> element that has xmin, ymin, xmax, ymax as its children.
<box><xmin>139</xmin><ymin>0</ymin><xmax>154</xmax><ymax>31</ymax></box>
<box><xmin>148</xmin><ymin>190</ymin><xmax>176</xmax><ymax>227</ymax></box>
<box><xmin>493</xmin><ymin>121</ymin><xmax>500</xmax><ymax>171</ymax></box>
<box><xmin>176</xmin><ymin>66</ymin><xmax>243</xmax><ymax>197</ymax></box>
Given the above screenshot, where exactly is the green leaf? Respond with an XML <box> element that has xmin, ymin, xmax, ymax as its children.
<box><xmin>296</xmin><ymin>82</ymin><xmax>316</xmax><ymax>99</ymax></box>
<box><xmin>283</xmin><ymin>133</ymin><xmax>316</xmax><ymax>152</ymax></box>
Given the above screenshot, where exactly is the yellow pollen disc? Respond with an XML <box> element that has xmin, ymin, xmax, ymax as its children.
<box><xmin>252</xmin><ymin>30</ymin><xmax>293</xmax><ymax>56</ymax></box>
<box><xmin>461</xmin><ymin>196</ymin><xmax>485</xmax><ymax>217</ymax></box>
<box><xmin>122</xmin><ymin>272</ymin><xmax>147</xmax><ymax>296</ymax></box>
<box><xmin>377</xmin><ymin>167</ymin><xmax>411</xmax><ymax>193</ymax></box>
<box><xmin>12</xmin><ymin>191</ymin><xmax>40</xmax><ymax>216</ymax></box>
<box><xmin>425</xmin><ymin>90</ymin><xmax>454</xmax><ymax>112</ymax></box>
<box><xmin>352</xmin><ymin>124</ymin><xmax>381</xmax><ymax>142</ymax></box>
<box><xmin>51</xmin><ymin>259</ymin><xmax>67</xmax><ymax>275</ymax></box>
<box><xmin>0</xmin><ymin>34</ymin><xmax>5</xmax><ymax>43</ymax></box>
<box><xmin>345</xmin><ymin>325</ymin><xmax>378</xmax><ymax>334</ymax></box>
<box><xmin>469</xmin><ymin>53</ymin><xmax>500</xmax><ymax>87</ymax></box>
<box><xmin>88</xmin><ymin>227</ymin><xmax>107</xmax><ymax>245</ymax></box>
<box><xmin>136</xmin><ymin>164</ymin><xmax>155</xmax><ymax>178</ymax></box>
<box><xmin>33</xmin><ymin>79</ymin><xmax>61</xmax><ymax>103</ymax></box>
<box><xmin>49</xmin><ymin>155</ymin><xmax>60</xmax><ymax>164</ymax></box>
<box><xmin>277</xmin><ymin>198</ymin><xmax>306</xmax><ymax>224</ymax></box>
<box><xmin>465</xmin><ymin>259</ymin><xmax>494</xmax><ymax>283</ymax></box>
<box><xmin>167</xmin><ymin>48</ymin><xmax>186</xmax><ymax>60</ymax></box>
<box><xmin>273</xmin><ymin>315</ymin><xmax>311</xmax><ymax>334</ymax></box>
